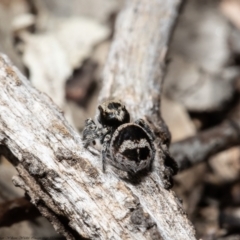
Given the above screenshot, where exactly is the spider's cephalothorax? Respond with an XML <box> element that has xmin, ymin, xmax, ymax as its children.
<box><xmin>82</xmin><ymin>100</ymin><xmax>155</xmax><ymax>174</ymax></box>
<box><xmin>97</xmin><ymin>100</ymin><xmax>130</xmax><ymax>127</ymax></box>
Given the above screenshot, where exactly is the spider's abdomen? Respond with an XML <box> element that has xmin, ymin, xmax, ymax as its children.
<box><xmin>110</xmin><ymin>123</ymin><xmax>154</xmax><ymax>173</ymax></box>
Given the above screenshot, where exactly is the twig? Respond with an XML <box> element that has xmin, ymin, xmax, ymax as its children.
<box><xmin>170</xmin><ymin>104</ymin><xmax>240</xmax><ymax>171</ymax></box>
<box><xmin>0</xmin><ymin>197</ymin><xmax>40</xmax><ymax>227</ymax></box>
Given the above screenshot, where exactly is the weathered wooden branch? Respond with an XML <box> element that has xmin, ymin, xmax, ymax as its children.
<box><xmin>101</xmin><ymin>0</ymin><xmax>174</xmax><ymax>121</ymax></box>
<box><xmin>0</xmin><ymin>0</ymin><xmax>196</xmax><ymax>239</ymax></box>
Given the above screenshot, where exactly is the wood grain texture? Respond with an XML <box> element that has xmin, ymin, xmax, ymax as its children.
<box><xmin>101</xmin><ymin>0</ymin><xmax>178</xmax><ymax>120</ymax></box>
<box><xmin>0</xmin><ymin>0</ymin><xmax>196</xmax><ymax>239</ymax></box>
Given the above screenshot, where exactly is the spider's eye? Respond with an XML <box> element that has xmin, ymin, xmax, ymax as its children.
<box><xmin>107</xmin><ymin>102</ymin><xmax>121</xmax><ymax>110</ymax></box>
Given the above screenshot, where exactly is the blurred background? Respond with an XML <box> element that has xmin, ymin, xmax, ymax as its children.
<box><xmin>0</xmin><ymin>0</ymin><xmax>240</xmax><ymax>239</ymax></box>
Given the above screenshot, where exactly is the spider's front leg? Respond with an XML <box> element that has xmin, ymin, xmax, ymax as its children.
<box><xmin>101</xmin><ymin>134</ymin><xmax>111</xmax><ymax>172</ymax></box>
<box><xmin>82</xmin><ymin>118</ymin><xmax>99</xmax><ymax>147</ymax></box>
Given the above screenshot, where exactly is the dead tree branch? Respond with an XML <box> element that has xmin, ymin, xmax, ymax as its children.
<box><xmin>170</xmin><ymin>102</ymin><xmax>240</xmax><ymax>171</ymax></box>
<box><xmin>170</xmin><ymin>121</ymin><xmax>240</xmax><ymax>171</ymax></box>
<box><xmin>101</xmin><ymin>0</ymin><xmax>175</xmax><ymax>121</ymax></box>
<box><xmin>0</xmin><ymin>197</ymin><xmax>40</xmax><ymax>227</ymax></box>
<box><xmin>0</xmin><ymin>0</ymin><xmax>196</xmax><ymax>239</ymax></box>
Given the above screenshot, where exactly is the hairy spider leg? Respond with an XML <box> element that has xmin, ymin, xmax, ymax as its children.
<box><xmin>101</xmin><ymin>134</ymin><xmax>111</xmax><ymax>172</ymax></box>
<box><xmin>82</xmin><ymin>118</ymin><xmax>99</xmax><ymax>147</ymax></box>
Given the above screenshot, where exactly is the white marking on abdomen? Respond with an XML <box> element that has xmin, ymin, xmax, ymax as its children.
<box><xmin>119</xmin><ymin>139</ymin><xmax>150</xmax><ymax>153</ymax></box>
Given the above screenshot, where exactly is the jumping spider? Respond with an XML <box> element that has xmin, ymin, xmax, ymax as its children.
<box><xmin>82</xmin><ymin>100</ymin><xmax>156</xmax><ymax>174</ymax></box>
